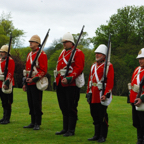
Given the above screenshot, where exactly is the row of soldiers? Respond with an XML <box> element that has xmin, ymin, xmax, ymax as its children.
<box><xmin>0</xmin><ymin>32</ymin><xmax>143</xmax><ymax>143</ymax></box>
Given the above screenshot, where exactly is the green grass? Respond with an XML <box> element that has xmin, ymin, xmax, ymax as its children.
<box><xmin>0</xmin><ymin>88</ymin><xmax>136</xmax><ymax>144</ymax></box>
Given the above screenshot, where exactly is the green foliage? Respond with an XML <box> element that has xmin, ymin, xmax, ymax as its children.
<box><xmin>11</xmin><ymin>49</ymin><xmax>25</xmax><ymax>88</ymax></box>
<box><xmin>44</xmin><ymin>39</ymin><xmax>63</xmax><ymax>59</ymax></box>
<box><xmin>73</xmin><ymin>32</ymin><xmax>92</xmax><ymax>48</ymax></box>
<box><xmin>0</xmin><ymin>89</ymin><xmax>136</xmax><ymax>144</ymax></box>
<box><xmin>48</xmin><ymin>49</ymin><xmax>63</xmax><ymax>85</ymax></box>
<box><xmin>92</xmin><ymin>5</ymin><xmax>144</xmax><ymax>95</ymax></box>
<box><xmin>11</xmin><ymin>47</ymin><xmax>31</xmax><ymax>63</ymax></box>
<box><xmin>0</xmin><ymin>12</ymin><xmax>24</xmax><ymax>48</ymax></box>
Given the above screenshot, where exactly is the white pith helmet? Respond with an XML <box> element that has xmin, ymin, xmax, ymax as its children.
<box><xmin>62</xmin><ymin>32</ymin><xmax>75</xmax><ymax>44</ymax></box>
<box><xmin>136</xmin><ymin>48</ymin><xmax>144</xmax><ymax>59</ymax></box>
<box><xmin>29</xmin><ymin>35</ymin><xmax>41</xmax><ymax>45</ymax></box>
<box><xmin>0</xmin><ymin>45</ymin><xmax>8</xmax><ymax>53</ymax></box>
<box><xmin>94</xmin><ymin>44</ymin><xmax>107</xmax><ymax>55</ymax></box>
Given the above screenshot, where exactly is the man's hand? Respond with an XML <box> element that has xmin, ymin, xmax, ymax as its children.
<box><xmin>61</xmin><ymin>78</ymin><xmax>68</xmax><ymax>85</ymax></box>
<box><xmin>101</xmin><ymin>95</ymin><xmax>106</xmax><ymax>101</ymax></box>
<box><xmin>3</xmin><ymin>85</ymin><xmax>8</xmax><ymax>90</ymax></box>
<box><xmin>22</xmin><ymin>85</ymin><xmax>26</xmax><ymax>92</ymax></box>
<box><xmin>26</xmin><ymin>78</ymin><xmax>33</xmax><ymax>83</ymax></box>
<box><xmin>134</xmin><ymin>98</ymin><xmax>142</xmax><ymax>107</ymax></box>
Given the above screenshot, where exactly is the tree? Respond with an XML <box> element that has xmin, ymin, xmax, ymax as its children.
<box><xmin>92</xmin><ymin>5</ymin><xmax>144</xmax><ymax>54</ymax></box>
<box><xmin>0</xmin><ymin>12</ymin><xmax>24</xmax><ymax>48</ymax></box>
<box><xmin>73</xmin><ymin>32</ymin><xmax>92</xmax><ymax>48</ymax></box>
<box><xmin>92</xmin><ymin>6</ymin><xmax>144</xmax><ymax>96</ymax></box>
<box><xmin>11</xmin><ymin>49</ymin><xmax>25</xmax><ymax>88</ymax></box>
<box><xmin>44</xmin><ymin>39</ymin><xmax>63</xmax><ymax>59</ymax></box>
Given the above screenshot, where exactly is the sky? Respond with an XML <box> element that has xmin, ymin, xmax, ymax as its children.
<box><xmin>0</xmin><ymin>0</ymin><xmax>144</xmax><ymax>48</ymax></box>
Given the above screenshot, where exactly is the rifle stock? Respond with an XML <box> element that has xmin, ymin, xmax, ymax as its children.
<box><xmin>102</xmin><ymin>34</ymin><xmax>111</xmax><ymax>96</ymax></box>
<box><xmin>64</xmin><ymin>25</ymin><xmax>85</xmax><ymax>77</ymax></box>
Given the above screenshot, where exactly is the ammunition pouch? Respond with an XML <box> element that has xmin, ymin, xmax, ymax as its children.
<box><xmin>128</xmin><ymin>83</ymin><xmax>132</xmax><ymax>90</ymax></box>
<box><xmin>92</xmin><ymin>82</ymin><xmax>105</xmax><ymax>90</ymax></box>
<box><xmin>86</xmin><ymin>93</ymin><xmax>92</xmax><ymax>103</ymax></box>
<box><xmin>132</xmin><ymin>84</ymin><xmax>139</xmax><ymax>93</ymax></box>
<box><xmin>0</xmin><ymin>75</ymin><xmax>4</xmax><ymax>81</ymax></box>
<box><xmin>23</xmin><ymin>69</ymin><xmax>37</xmax><ymax>77</ymax></box>
<box><xmin>53</xmin><ymin>69</ymin><xmax>73</xmax><ymax>77</ymax></box>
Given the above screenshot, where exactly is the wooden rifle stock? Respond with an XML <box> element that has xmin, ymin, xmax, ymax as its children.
<box><xmin>4</xmin><ymin>33</ymin><xmax>12</xmax><ymax>81</ymax></box>
<box><xmin>64</xmin><ymin>25</ymin><xmax>85</xmax><ymax>77</ymax></box>
<box><xmin>102</xmin><ymin>34</ymin><xmax>111</xmax><ymax>96</ymax></box>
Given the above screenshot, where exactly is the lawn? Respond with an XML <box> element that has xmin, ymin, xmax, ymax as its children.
<box><xmin>0</xmin><ymin>88</ymin><xmax>136</xmax><ymax>144</ymax></box>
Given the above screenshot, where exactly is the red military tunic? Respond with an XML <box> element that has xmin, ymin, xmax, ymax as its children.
<box><xmin>87</xmin><ymin>62</ymin><xmax>114</xmax><ymax>103</ymax></box>
<box><xmin>0</xmin><ymin>57</ymin><xmax>15</xmax><ymax>88</ymax></box>
<box><xmin>56</xmin><ymin>47</ymin><xmax>85</xmax><ymax>87</ymax></box>
<box><xmin>130</xmin><ymin>66</ymin><xmax>144</xmax><ymax>103</ymax></box>
<box><xmin>25</xmin><ymin>48</ymin><xmax>47</xmax><ymax>85</ymax></box>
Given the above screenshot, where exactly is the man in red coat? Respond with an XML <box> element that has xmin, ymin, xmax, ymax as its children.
<box><xmin>22</xmin><ymin>35</ymin><xmax>47</xmax><ymax>130</ymax></box>
<box><xmin>0</xmin><ymin>45</ymin><xmax>15</xmax><ymax>124</ymax></box>
<box><xmin>86</xmin><ymin>44</ymin><xmax>114</xmax><ymax>142</ymax></box>
<box><xmin>129</xmin><ymin>48</ymin><xmax>144</xmax><ymax>144</ymax></box>
<box><xmin>55</xmin><ymin>32</ymin><xmax>85</xmax><ymax>136</ymax></box>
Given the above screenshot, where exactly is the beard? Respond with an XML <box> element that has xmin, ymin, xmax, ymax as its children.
<box><xmin>96</xmin><ymin>57</ymin><xmax>104</xmax><ymax>62</ymax></box>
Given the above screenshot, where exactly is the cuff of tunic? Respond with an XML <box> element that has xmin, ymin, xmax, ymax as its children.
<box><xmin>140</xmin><ymin>94</ymin><xmax>144</xmax><ymax>102</ymax></box>
<box><xmin>32</xmin><ymin>77</ymin><xmax>40</xmax><ymax>83</ymax></box>
<box><xmin>66</xmin><ymin>77</ymin><xmax>72</xmax><ymax>84</ymax></box>
<box><xmin>4</xmin><ymin>79</ymin><xmax>10</xmax><ymax>87</ymax></box>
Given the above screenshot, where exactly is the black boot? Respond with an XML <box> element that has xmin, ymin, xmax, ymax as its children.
<box><xmin>23</xmin><ymin>123</ymin><xmax>35</xmax><ymax>128</ymax></box>
<box><xmin>136</xmin><ymin>128</ymin><xmax>143</xmax><ymax>144</ymax></box>
<box><xmin>97</xmin><ymin>115</ymin><xmax>108</xmax><ymax>143</ymax></box>
<box><xmin>55</xmin><ymin>116</ymin><xmax>68</xmax><ymax>135</ymax></box>
<box><xmin>88</xmin><ymin>124</ymin><xmax>100</xmax><ymax>141</ymax></box>
<box><xmin>63</xmin><ymin>117</ymin><xmax>77</xmax><ymax>137</ymax></box>
<box><xmin>33</xmin><ymin>115</ymin><xmax>41</xmax><ymax>130</ymax></box>
<box><xmin>33</xmin><ymin>124</ymin><xmax>40</xmax><ymax>130</ymax></box>
<box><xmin>1</xmin><ymin>110</ymin><xmax>11</xmax><ymax>124</ymax></box>
<box><xmin>97</xmin><ymin>127</ymin><xmax>107</xmax><ymax>143</ymax></box>
<box><xmin>0</xmin><ymin>117</ymin><xmax>4</xmax><ymax>123</ymax></box>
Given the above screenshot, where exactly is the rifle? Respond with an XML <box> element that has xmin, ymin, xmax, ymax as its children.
<box><xmin>101</xmin><ymin>34</ymin><xmax>111</xmax><ymax>96</ymax></box>
<box><xmin>4</xmin><ymin>33</ymin><xmax>12</xmax><ymax>81</ymax></box>
<box><xmin>134</xmin><ymin>76</ymin><xmax>144</xmax><ymax>104</ymax></box>
<box><xmin>64</xmin><ymin>25</ymin><xmax>85</xmax><ymax>77</ymax></box>
<box><xmin>23</xmin><ymin>29</ymin><xmax>50</xmax><ymax>85</ymax></box>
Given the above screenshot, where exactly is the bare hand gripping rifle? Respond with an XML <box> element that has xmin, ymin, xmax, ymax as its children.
<box><xmin>23</xmin><ymin>29</ymin><xmax>50</xmax><ymax>85</ymax></box>
<box><xmin>64</xmin><ymin>25</ymin><xmax>85</xmax><ymax>78</ymax></box>
<box><xmin>101</xmin><ymin>34</ymin><xmax>111</xmax><ymax>97</ymax></box>
<box><xmin>4</xmin><ymin>33</ymin><xmax>12</xmax><ymax>81</ymax></box>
